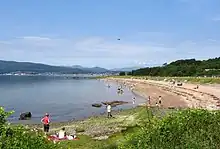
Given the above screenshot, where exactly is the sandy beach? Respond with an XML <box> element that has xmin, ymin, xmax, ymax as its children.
<box><xmin>105</xmin><ymin>78</ymin><xmax>220</xmax><ymax>110</ymax></box>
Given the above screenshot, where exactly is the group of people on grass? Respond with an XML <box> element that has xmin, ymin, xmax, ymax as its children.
<box><xmin>41</xmin><ymin>113</ymin><xmax>76</xmax><ymax>140</ymax></box>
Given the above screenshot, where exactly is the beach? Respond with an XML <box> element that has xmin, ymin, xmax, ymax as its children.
<box><xmin>106</xmin><ymin>77</ymin><xmax>220</xmax><ymax>110</ymax></box>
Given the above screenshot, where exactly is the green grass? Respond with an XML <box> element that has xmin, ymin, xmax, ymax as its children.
<box><xmin>55</xmin><ymin>107</ymin><xmax>171</xmax><ymax>149</ymax></box>
<box><xmin>4</xmin><ymin>105</ymin><xmax>220</xmax><ymax>148</ymax></box>
<box><xmin>58</xmin><ymin>125</ymin><xmax>142</xmax><ymax>149</ymax></box>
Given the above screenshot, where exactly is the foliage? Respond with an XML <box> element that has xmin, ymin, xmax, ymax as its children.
<box><xmin>118</xmin><ymin>109</ymin><xmax>220</xmax><ymax>149</ymax></box>
<box><xmin>0</xmin><ymin>107</ymin><xmax>57</xmax><ymax>149</ymax></box>
<box><xmin>0</xmin><ymin>107</ymin><xmax>13</xmax><ymax>126</ymax></box>
<box><xmin>132</xmin><ymin>57</ymin><xmax>220</xmax><ymax>77</ymax></box>
<box><xmin>119</xmin><ymin>72</ymin><xmax>126</xmax><ymax>76</ymax></box>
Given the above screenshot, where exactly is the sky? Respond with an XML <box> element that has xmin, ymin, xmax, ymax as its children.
<box><xmin>0</xmin><ymin>0</ymin><xmax>220</xmax><ymax>69</ymax></box>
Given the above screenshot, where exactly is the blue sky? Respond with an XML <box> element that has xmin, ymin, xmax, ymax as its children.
<box><xmin>0</xmin><ymin>0</ymin><xmax>220</xmax><ymax>68</ymax></box>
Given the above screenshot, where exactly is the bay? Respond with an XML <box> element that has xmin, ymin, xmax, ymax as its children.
<box><xmin>0</xmin><ymin>76</ymin><xmax>144</xmax><ymax>124</ymax></box>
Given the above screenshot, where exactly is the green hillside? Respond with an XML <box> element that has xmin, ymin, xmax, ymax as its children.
<box><xmin>131</xmin><ymin>57</ymin><xmax>220</xmax><ymax>76</ymax></box>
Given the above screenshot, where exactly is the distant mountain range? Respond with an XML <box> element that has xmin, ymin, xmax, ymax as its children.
<box><xmin>70</xmin><ymin>65</ymin><xmax>109</xmax><ymax>73</ymax></box>
<box><xmin>0</xmin><ymin>60</ymin><xmax>111</xmax><ymax>74</ymax></box>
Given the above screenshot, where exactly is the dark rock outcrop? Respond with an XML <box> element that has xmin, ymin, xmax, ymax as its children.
<box><xmin>19</xmin><ymin>112</ymin><xmax>32</xmax><ymax>120</ymax></box>
<box><xmin>92</xmin><ymin>104</ymin><xmax>102</xmax><ymax>108</ymax></box>
<box><xmin>102</xmin><ymin>101</ymin><xmax>129</xmax><ymax>107</ymax></box>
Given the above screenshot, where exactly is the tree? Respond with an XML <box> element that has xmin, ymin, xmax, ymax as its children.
<box><xmin>119</xmin><ymin>72</ymin><xmax>126</xmax><ymax>76</ymax></box>
<box><xmin>132</xmin><ymin>57</ymin><xmax>220</xmax><ymax>77</ymax></box>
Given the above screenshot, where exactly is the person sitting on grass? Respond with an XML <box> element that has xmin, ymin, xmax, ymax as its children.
<box><xmin>58</xmin><ymin>127</ymin><xmax>67</xmax><ymax>139</ymax></box>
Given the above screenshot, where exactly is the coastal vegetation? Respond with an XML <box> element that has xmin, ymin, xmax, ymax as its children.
<box><xmin>2</xmin><ymin>106</ymin><xmax>220</xmax><ymax>148</ymax></box>
<box><xmin>129</xmin><ymin>57</ymin><xmax>220</xmax><ymax>77</ymax></box>
<box><xmin>0</xmin><ymin>107</ymin><xmax>56</xmax><ymax>149</ymax></box>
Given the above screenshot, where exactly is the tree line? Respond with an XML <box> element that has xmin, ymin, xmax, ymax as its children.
<box><xmin>119</xmin><ymin>57</ymin><xmax>220</xmax><ymax>77</ymax></box>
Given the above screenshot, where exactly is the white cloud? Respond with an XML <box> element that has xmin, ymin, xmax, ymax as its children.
<box><xmin>0</xmin><ymin>34</ymin><xmax>219</xmax><ymax>68</ymax></box>
<box><xmin>21</xmin><ymin>36</ymin><xmax>51</xmax><ymax>41</ymax></box>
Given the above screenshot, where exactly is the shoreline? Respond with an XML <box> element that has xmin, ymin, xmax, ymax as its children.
<box><xmin>10</xmin><ymin>79</ymin><xmax>145</xmax><ymax>125</ymax></box>
<box><xmin>25</xmin><ymin>77</ymin><xmax>220</xmax><ymax>140</ymax></box>
<box><xmin>106</xmin><ymin>77</ymin><xmax>220</xmax><ymax>110</ymax></box>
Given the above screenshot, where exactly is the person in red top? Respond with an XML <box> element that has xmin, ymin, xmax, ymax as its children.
<box><xmin>41</xmin><ymin>113</ymin><xmax>50</xmax><ymax>133</ymax></box>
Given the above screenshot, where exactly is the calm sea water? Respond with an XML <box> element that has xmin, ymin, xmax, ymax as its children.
<box><xmin>0</xmin><ymin>76</ymin><xmax>144</xmax><ymax>124</ymax></box>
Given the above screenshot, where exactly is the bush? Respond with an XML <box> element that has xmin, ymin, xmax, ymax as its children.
<box><xmin>118</xmin><ymin>109</ymin><xmax>220</xmax><ymax>149</ymax></box>
<box><xmin>0</xmin><ymin>107</ymin><xmax>57</xmax><ymax>149</ymax></box>
<box><xmin>119</xmin><ymin>72</ymin><xmax>126</xmax><ymax>76</ymax></box>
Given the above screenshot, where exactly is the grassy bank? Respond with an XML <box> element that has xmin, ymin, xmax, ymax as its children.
<box><xmin>2</xmin><ymin>106</ymin><xmax>220</xmax><ymax>148</ymax></box>
<box><xmin>27</xmin><ymin>107</ymin><xmax>149</xmax><ymax>148</ymax></box>
<box><xmin>50</xmin><ymin>106</ymin><xmax>167</xmax><ymax>149</ymax></box>
<box><xmin>104</xmin><ymin>76</ymin><xmax>220</xmax><ymax>84</ymax></box>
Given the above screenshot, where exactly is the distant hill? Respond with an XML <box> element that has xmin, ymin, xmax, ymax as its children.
<box><xmin>0</xmin><ymin>60</ymin><xmax>110</xmax><ymax>74</ymax></box>
<box><xmin>70</xmin><ymin>65</ymin><xmax>109</xmax><ymax>73</ymax></box>
<box><xmin>131</xmin><ymin>57</ymin><xmax>220</xmax><ymax>77</ymax></box>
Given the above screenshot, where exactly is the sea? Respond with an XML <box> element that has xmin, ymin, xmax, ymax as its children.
<box><xmin>0</xmin><ymin>75</ymin><xmax>145</xmax><ymax>124</ymax></box>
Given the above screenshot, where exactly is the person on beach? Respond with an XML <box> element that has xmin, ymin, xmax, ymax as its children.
<box><xmin>132</xmin><ymin>97</ymin><xmax>136</xmax><ymax>108</ymax></box>
<box><xmin>41</xmin><ymin>113</ymin><xmax>50</xmax><ymax>133</ymax></box>
<box><xmin>107</xmin><ymin>104</ymin><xmax>112</xmax><ymax>118</ymax></box>
<box><xmin>147</xmin><ymin>96</ymin><xmax>151</xmax><ymax>107</ymax></box>
<box><xmin>158</xmin><ymin>96</ymin><xmax>162</xmax><ymax>107</ymax></box>
<box><xmin>132</xmin><ymin>97</ymin><xmax>136</xmax><ymax>105</ymax></box>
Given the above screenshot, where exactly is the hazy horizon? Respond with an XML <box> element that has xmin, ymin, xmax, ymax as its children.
<box><xmin>1</xmin><ymin>0</ymin><xmax>220</xmax><ymax>68</ymax></box>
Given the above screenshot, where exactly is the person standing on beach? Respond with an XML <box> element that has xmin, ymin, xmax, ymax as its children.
<box><xmin>147</xmin><ymin>96</ymin><xmax>151</xmax><ymax>107</ymax></box>
<box><xmin>158</xmin><ymin>96</ymin><xmax>162</xmax><ymax>107</ymax></box>
<box><xmin>107</xmin><ymin>104</ymin><xmax>112</xmax><ymax>118</ymax></box>
<box><xmin>41</xmin><ymin>113</ymin><xmax>50</xmax><ymax>133</ymax></box>
<box><xmin>132</xmin><ymin>97</ymin><xmax>136</xmax><ymax>105</ymax></box>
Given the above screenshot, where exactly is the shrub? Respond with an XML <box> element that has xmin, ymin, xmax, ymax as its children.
<box><xmin>118</xmin><ymin>109</ymin><xmax>220</xmax><ymax>149</ymax></box>
<box><xmin>0</xmin><ymin>107</ymin><xmax>57</xmax><ymax>149</ymax></box>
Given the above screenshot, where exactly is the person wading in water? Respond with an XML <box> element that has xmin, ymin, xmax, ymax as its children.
<box><xmin>41</xmin><ymin>113</ymin><xmax>50</xmax><ymax>133</ymax></box>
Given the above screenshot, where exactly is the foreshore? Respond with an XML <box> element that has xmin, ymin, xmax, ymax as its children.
<box><xmin>105</xmin><ymin>77</ymin><xmax>220</xmax><ymax>110</ymax></box>
<box><xmin>29</xmin><ymin>77</ymin><xmax>220</xmax><ymax>140</ymax></box>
